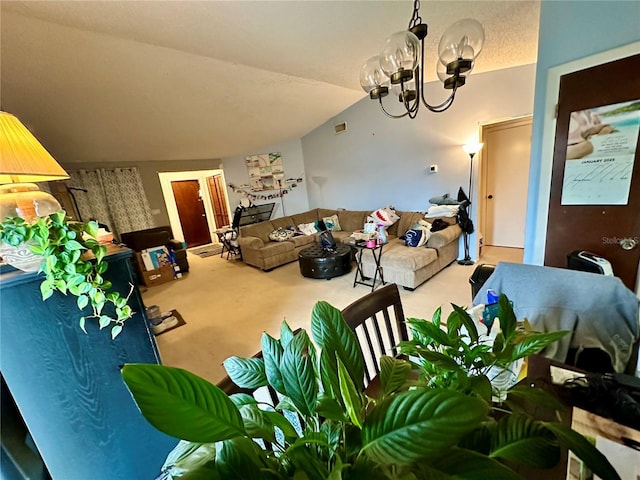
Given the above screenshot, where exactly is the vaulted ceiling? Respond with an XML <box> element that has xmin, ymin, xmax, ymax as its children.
<box><xmin>1</xmin><ymin>1</ymin><xmax>540</xmax><ymax>164</ymax></box>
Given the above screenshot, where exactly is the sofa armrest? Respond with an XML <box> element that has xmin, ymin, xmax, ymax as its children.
<box><xmin>426</xmin><ymin>224</ymin><xmax>462</xmax><ymax>248</ymax></box>
<box><xmin>238</xmin><ymin>236</ymin><xmax>265</xmax><ymax>250</ymax></box>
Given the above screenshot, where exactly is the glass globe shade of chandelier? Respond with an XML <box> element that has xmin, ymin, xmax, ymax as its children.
<box><xmin>359</xmin><ymin>1</ymin><xmax>485</xmax><ymax>119</ymax></box>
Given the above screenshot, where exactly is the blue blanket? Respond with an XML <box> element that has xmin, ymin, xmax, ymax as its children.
<box><xmin>472</xmin><ymin>262</ymin><xmax>639</xmax><ymax>373</ymax></box>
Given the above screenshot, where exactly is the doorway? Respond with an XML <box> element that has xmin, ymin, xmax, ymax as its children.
<box><xmin>207</xmin><ymin>174</ymin><xmax>231</xmax><ymax>228</ymax></box>
<box><xmin>171</xmin><ymin>180</ymin><xmax>211</xmax><ymax>248</ymax></box>
<box><xmin>480</xmin><ymin>116</ymin><xmax>532</xmax><ymax>248</ymax></box>
<box><xmin>158</xmin><ymin>169</ymin><xmax>232</xmax><ymax>246</ymax></box>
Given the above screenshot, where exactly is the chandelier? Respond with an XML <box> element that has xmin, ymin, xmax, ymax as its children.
<box><xmin>359</xmin><ymin>0</ymin><xmax>485</xmax><ymax>119</ymax></box>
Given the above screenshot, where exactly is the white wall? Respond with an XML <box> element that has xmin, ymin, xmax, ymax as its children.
<box><xmin>221</xmin><ymin>138</ymin><xmax>310</xmax><ymax>219</ymax></box>
<box><xmin>301</xmin><ymin>64</ymin><xmax>536</xmax><ymax>259</ymax></box>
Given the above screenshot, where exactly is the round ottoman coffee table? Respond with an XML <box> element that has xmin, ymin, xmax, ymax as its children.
<box><xmin>299</xmin><ymin>244</ymin><xmax>352</xmax><ymax>279</ymax></box>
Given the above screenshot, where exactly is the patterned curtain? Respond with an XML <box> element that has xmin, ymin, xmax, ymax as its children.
<box><xmin>65</xmin><ymin>167</ymin><xmax>154</xmax><ymax>237</ymax></box>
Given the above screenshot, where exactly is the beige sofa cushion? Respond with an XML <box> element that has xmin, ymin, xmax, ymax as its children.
<box><xmin>270</xmin><ymin>216</ymin><xmax>295</xmax><ymax>230</ymax></box>
<box><xmin>240</xmin><ymin>221</ymin><xmax>275</xmax><ymax>243</ymax></box>
<box><xmin>426</xmin><ymin>224</ymin><xmax>463</xmax><ymax>248</ymax></box>
<box><xmin>361</xmin><ymin>240</ymin><xmax>437</xmax><ymax>271</ymax></box>
<box><xmin>291</xmin><ymin>210</ymin><xmax>320</xmax><ymax>226</ymax></box>
<box><xmin>395</xmin><ymin>211</ymin><xmax>425</xmax><ymax>238</ymax></box>
<box><xmin>337</xmin><ymin>210</ymin><xmax>368</xmax><ymax>232</ymax></box>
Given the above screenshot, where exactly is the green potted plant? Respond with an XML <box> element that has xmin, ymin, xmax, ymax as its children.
<box><xmin>0</xmin><ymin>210</ymin><xmax>133</xmax><ymax>338</ymax></box>
<box><xmin>122</xmin><ymin>299</ymin><xmax>619</xmax><ymax>479</ymax></box>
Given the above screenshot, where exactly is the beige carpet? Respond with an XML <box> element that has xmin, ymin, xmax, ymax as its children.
<box><xmin>142</xmin><ymin>246</ymin><xmax>523</xmax><ymax>385</ymax></box>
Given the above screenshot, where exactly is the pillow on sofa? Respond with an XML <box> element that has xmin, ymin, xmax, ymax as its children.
<box><xmin>322</xmin><ymin>214</ymin><xmax>341</xmax><ymax>231</ymax></box>
<box><xmin>298</xmin><ymin>222</ymin><xmax>319</xmax><ymax>236</ymax></box>
<box><xmin>425</xmin><ymin>204</ymin><xmax>459</xmax><ymax>218</ymax></box>
<box><xmin>269</xmin><ymin>227</ymin><xmax>294</xmax><ymax>242</ymax></box>
<box><xmin>368</xmin><ymin>206</ymin><xmax>400</xmax><ymax>226</ymax></box>
<box><xmin>404</xmin><ymin>228</ymin><xmax>428</xmax><ymax>247</ymax></box>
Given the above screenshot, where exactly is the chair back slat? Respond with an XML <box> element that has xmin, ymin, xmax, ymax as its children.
<box><xmin>341</xmin><ymin>284</ymin><xmax>409</xmax><ymax>387</ymax></box>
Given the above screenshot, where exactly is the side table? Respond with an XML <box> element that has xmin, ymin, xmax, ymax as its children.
<box><xmin>349</xmin><ymin>241</ymin><xmax>385</xmax><ymax>291</ymax></box>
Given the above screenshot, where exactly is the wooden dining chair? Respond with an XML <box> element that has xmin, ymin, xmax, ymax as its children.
<box><xmin>341</xmin><ymin>283</ymin><xmax>409</xmax><ymax>386</ymax></box>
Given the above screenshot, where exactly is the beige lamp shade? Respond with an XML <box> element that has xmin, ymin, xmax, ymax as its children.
<box><xmin>0</xmin><ymin>111</ymin><xmax>69</xmax><ymax>184</ymax></box>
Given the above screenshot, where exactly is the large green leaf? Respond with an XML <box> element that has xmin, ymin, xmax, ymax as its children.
<box><xmin>337</xmin><ymin>356</ymin><xmax>364</xmax><ymax>428</ymax></box>
<box><xmin>287</xmin><ymin>444</ymin><xmax>330</xmax><ymax>480</ymax></box>
<box><xmin>316</xmin><ymin>392</ymin><xmax>347</xmax><ymax>421</ymax></box>
<box><xmin>121</xmin><ymin>364</ymin><xmax>245</xmax><ymax>443</ymax></box>
<box><xmin>280</xmin><ymin>330</ymin><xmax>318</xmax><ymax>416</ymax></box>
<box><xmin>280</xmin><ymin>320</ymin><xmax>295</xmax><ymax>347</ymax></box>
<box><xmin>239</xmin><ymin>404</ymin><xmax>276</xmax><ymax>443</ymax></box>
<box><xmin>319</xmin><ymin>347</ymin><xmax>341</xmax><ymax>399</ymax></box>
<box><xmin>497</xmin><ymin>295</ymin><xmax>516</xmax><ymax>342</ymax></box>
<box><xmin>543</xmin><ymin>422</ymin><xmax>621</xmax><ymax>480</ymax></box>
<box><xmin>406</xmin><ymin>318</ymin><xmax>455</xmax><ymax>347</ymax></box>
<box><xmin>415</xmin><ymin>350</ymin><xmax>462</xmax><ymax>372</ymax></box>
<box><xmin>415</xmin><ymin>447</ymin><xmax>521</xmax><ymax>480</ymax></box>
<box><xmin>261</xmin><ymin>332</ymin><xmax>286</xmax><ymax>395</ymax></box>
<box><xmin>361</xmin><ymin>389</ymin><xmax>489</xmax><ymax>465</ymax></box>
<box><xmin>489</xmin><ymin>415</ymin><xmax>559</xmax><ymax>468</ymax></box>
<box><xmin>511</xmin><ymin>331</ymin><xmax>570</xmax><ymax>360</ymax></box>
<box><xmin>161</xmin><ymin>440</ymin><xmax>220</xmax><ymax>480</ymax></box>
<box><xmin>215</xmin><ymin>437</ymin><xmax>264</xmax><ymax>479</ymax></box>
<box><xmin>379</xmin><ymin>355</ymin><xmax>411</xmax><ymax>397</ymax></box>
<box><xmin>223</xmin><ymin>356</ymin><xmax>268</xmax><ymax>389</ymax></box>
<box><xmin>310</xmin><ymin>301</ymin><xmax>365</xmax><ymax>391</ymax></box>
<box><xmin>450</xmin><ymin>304</ymin><xmax>479</xmax><ymax>344</ymax></box>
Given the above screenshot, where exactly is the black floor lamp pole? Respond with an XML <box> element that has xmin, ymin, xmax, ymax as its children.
<box><xmin>458</xmin><ymin>146</ymin><xmax>480</xmax><ymax>266</ymax></box>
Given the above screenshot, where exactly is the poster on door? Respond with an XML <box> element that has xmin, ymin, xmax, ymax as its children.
<box><xmin>245</xmin><ymin>152</ymin><xmax>285</xmax><ymax>191</ymax></box>
<box><xmin>561</xmin><ymin>99</ymin><xmax>640</xmax><ymax>205</ymax></box>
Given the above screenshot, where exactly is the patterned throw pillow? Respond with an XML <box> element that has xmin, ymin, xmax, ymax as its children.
<box><xmin>405</xmin><ymin>221</ymin><xmax>432</xmax><ymax>247</ymax></box>
<box><xmin>322</xmin><ymin>214</ymin><xmax>341</xmax><ymax>232</ymax></box>
<box><xmin>404</xmin><ymin>228</ymin><xmax>428</xmax><ymax>247</ymax></box>
<box><xmin>268</xmin><ymin>228</ymin><xmax>294</xmax><ymax>242</ymax></box>
<box><xmin>297</xmin><ymin>222</ymin><xmax>319</xmax><ymax>236</ymax></box>
<box><xmin>368</xmin><ymin>206</ymin><xmax>400</xmax><ymax>226</ymax></box>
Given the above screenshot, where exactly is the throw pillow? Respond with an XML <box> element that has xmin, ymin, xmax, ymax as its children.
<box><xmin>404</xmin><ymin>228</ymin><xmax>428</xmax><ymax>247</ymax></box>
<box><xmin>268</xmin><ymin>227</ymin><xmax>293</xmax><ymax>242</ymax></box>
<box><xmin>368</xmin><ymin>206</ymin><xmax>400</xmax><ymax>226</ymax></box>
<box><xmin>297</xmin><ymin>222</ymin><xmax>319</xmax><ymax>236</ymax></box>
<box><xmin>322</xmin><ymin>214</ymin><xmax>342</xmax><ymax>232</ymax></box>
<box><xmin>412</xmin><ymin>221</ymin><xmax>432</xmax><ymax>244</ymax></box>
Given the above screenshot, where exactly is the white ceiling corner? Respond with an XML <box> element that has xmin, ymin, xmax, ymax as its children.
<box><xmin>0</xmin><ymin>0</ymin><xmax>540</xmax><ymax>163</ymax></box>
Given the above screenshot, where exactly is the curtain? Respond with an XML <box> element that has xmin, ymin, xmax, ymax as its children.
<box><xmin>65</xmin><ymin>167</ymin><xmax>154</xmax><ymax>237</ymax></box>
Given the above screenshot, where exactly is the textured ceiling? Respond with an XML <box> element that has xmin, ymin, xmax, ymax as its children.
<box><xmin>0</xmin><ymin>1</ymin><xmax>540</xmax><ymax>163</ymax></box>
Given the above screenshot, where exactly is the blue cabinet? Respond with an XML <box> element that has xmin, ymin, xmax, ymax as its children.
<box><xmin>0</xmin><ymin>247</ymin><xmax>177</xmax><ymax>479</ymax></box>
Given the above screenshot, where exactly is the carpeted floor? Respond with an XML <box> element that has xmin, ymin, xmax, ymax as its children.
<box><xmin>142</xmin><ymin>246</ymin><xmax>523</xmax><ymax>385</ymax></box>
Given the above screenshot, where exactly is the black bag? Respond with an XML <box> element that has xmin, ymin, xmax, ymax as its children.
<box><xmin>320</xmin><ymin>230</ymin><xmax>337</xmax><ymax>251</ymax></box>
<box><xmin>430</xmin><ymin>219</ymin><xmax>449</xmax><ymax>232</ymax></box>
<box><xmin>457</xmin><ymin>207</ymin><xmax>474</xmax><ymax>234</ymax></box>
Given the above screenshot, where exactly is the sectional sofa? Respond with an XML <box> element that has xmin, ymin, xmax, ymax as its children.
<box><xmin>237</xmin><ymin>208</ymin><xmax>462</xmax><ymax>291</ymax></box>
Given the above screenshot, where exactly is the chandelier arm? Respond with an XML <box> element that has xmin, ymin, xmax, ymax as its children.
<box><xmin>416</xmin><ymin>32</ymin><xmax>458</xmax><ymax>113</ymax></box>
<box><xmin>378</xmin><ymin>97</ymin><xmax>410</xmax><ymax>119</ymax></box>
<box><xmin>420</xmin><ymin>76</ymin><xmax>459</xmax><ymax>112</ymax></box>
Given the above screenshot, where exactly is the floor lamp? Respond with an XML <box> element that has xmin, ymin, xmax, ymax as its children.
<box><xmin>457</xmin><ymin>142</ymin><xmax>483</xmax><ymax>266</ymax></box>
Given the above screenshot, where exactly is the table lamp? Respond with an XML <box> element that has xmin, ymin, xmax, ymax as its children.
<box><xmin>0</xmin><ymin>111</ymin><xmax>69</xmax><ymax>222</ymax></box>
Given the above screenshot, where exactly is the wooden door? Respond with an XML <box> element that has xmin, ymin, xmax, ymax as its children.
<box><xmin>207</xmin><ymin>175</ymin><xmax>231</xmax><ymax>228</ymax></box>
<box><xmin>545</xmin><ymin>54</ymin><xmax>640</xmax><ymax>290</ymax></box>
<box><xmin>480</xmin><ymin>117</ymin><xmax>532</xmax><ymax>248</ymax></box>
<box><xmin>171</xmin><ymin>180</ymin><xmax>211</xmax><ymax>248</ymax></box>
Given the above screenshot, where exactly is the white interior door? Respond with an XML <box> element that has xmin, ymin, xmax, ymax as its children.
<box><xmin>481</xmin><ymin>117</ymin><xmax>532</xmax><ymax>248</ymax></box>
